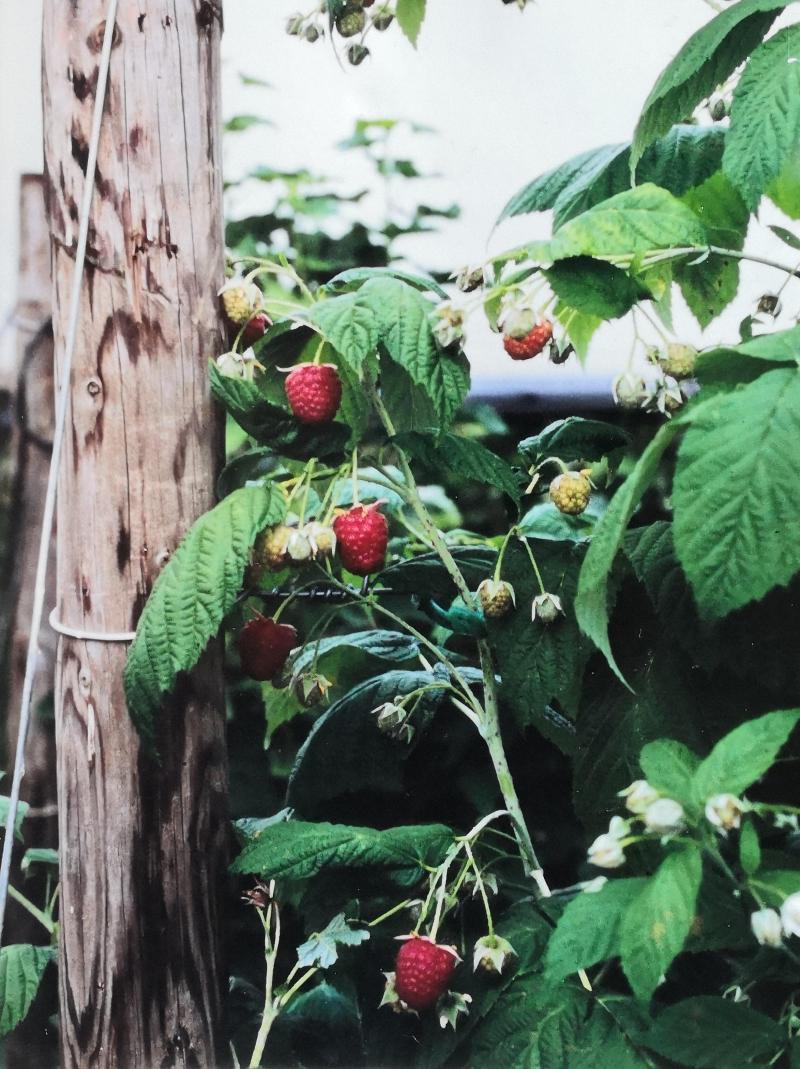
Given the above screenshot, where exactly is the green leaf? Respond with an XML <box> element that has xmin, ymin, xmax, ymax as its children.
<box><xmin>499</xmin><ymin>126</ymin><xmax>725</xmax><ymax>228</ymax></box>
<box><xmin>676</xmin><ymin>173</ymin><xmax>748</xmax><ymax>327</ymax></box>
<box><xmin>286</xmin><ymin>670</ymin><xmax>445</xmax><ymax>814</ymax></box>
<box><xmin>724</xmin><ymin>25</ymin><xmax>800</xmax><ymax>209</ymax></box>
<box><xmin>620</xmin><ymin>846</ymin><xmax>703</xmax><ymax>1001</ymax></box>
<box><xmin>379</xmin><ymin>547</ymin><xmax>496</xmax><ymax>598</ymax></box>
<box><xmin>395</xmin><ymin>0</ymin><xmax>426</xmax><ymax>46</ymax></box>
<box><xmin>289</xmin><ymin>629</ymin><xmax>419</xmax><ymax>685</ymax></box>
<box><xmin>553</xmin><ymin>302</ymin><xmax>602</xmax><ymax>361</ymax></box>
<box><xmin>691</xmin><ymin>709</ymin><xmax>800</xmax><ymax>802</ymax></box>
<box><xmin>550</xmin><ymin>184</ymin><xmax>707</xmax><ymax>262</ymax></box>
<box><xmin>488</xmin><ymin>540</ymin><xmax>589</xmax><ymax>748</ymax></box>
<box><xmin>0</xmin><ymin>944</ymin><xmax>55</xmax><ymax>1037</ymax></box>
<box><xmin>295</xmin><ymin>913</ymin><xmax>369</xmax><ymax>969</ymax></box>
<box><xmin>573</xmin><ymin>640</ymin><xmax>706</xmax><ymax>833</ymax></box>
<box><xmin>575</xmin><ymin>418</ymin><xmax>684</xmax><ymax>682</ymax></box>
<box><xmin>739</xmin><ymin>820</ymin><xmax>762</xmax><ymax>876</ymax></box>
<box><xmin>20</xmin><ymin>848</ymin><xmax>58</xmax><ymax>874</ymax></box>
<box><xmin>702</xmin><ymin>324</ymin><xmax>800</xmax><ymax>365</ymax></box>
<box><xmin>640</xmin><ymin>739</ymin><xmax>700</xmax><ymax>805</ymax></box>
<box><xmin>631</xmin><ymin>0</ymin><xmax>787</xmax><ymax>169</ymax></box>
<box><xmin>518</xmin><ymin>417</ymin><xmax>631</xmax><ymax>467</ymax></box>
<box><xmin>643</xmin><ymin>997</ymin><xmax>785</xmax><ymax>1068</ymax></box>
<box><xmin>230</xmin><ymin>819</ymin><xmax>453</xmax><ymax>885</ymax></box>
<box><xmin>768</xmin><ymin>148</ymin><xmax>800</xmax><ymax>219</ymax></box>
<box><xmin>544</xmin><ymin>879</ymin><xmax>646</xmax><ymax>983</ymax></box>
<box><xmin>306</xmin><ymin>290</ymin><xmax>379</xmax><ymax>374</ymax></box>
<box><xmin>673</xmin><ymin>368</ymin><xmax>800</xmax><ymax>617</ymax></box>
<box><xmin>544</xmin><ymin>258</ymin><xmax>650</xmax><ymax>319</ymax></box>
<box><xmin>124</xmin><ymin>485</ymin><xmax>287</xmax><ymax>744</ymax></box>
<box><xmin>0</xmin><ymin>796</ymin><xmax>29</xmax><ymax>840</ymax></box>
<box><xmin>325</xmin><ymin>266</ymin><xmax>447</xmax><ymax>299</ymax></box>
<box><xmin>395</xmin><ymin>432</ymin><xmax>521</xmax><ymax>503</ymax></box>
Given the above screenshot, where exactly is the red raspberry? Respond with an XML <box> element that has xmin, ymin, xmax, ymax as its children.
<box><xmin>285</xmin><ymin>363</ymin><xmax>342</xmax><ymax>424</ymax></box>
<box><xmin>394</xmin><ymin>935</ymin><xmax>458</xmax><ymax>1010</ymax></box>
<box><xmin>333</xmin><ymin>503</ymin><xmax>388</xmax><ymax>576</ymax></box>
<box><xmin>237</xmin><ymin>614</ymin><xmax>298</xmax><ymax>681</ymax></box>
<box><xmin>503</xmin><ymin>320</ymin><xmax>553</xmax><ymax>361</ymax></box>
<box><xmin>241</xmin><ymin>311</ymin><xmax>272</xmax><ymax>347</ymax></box>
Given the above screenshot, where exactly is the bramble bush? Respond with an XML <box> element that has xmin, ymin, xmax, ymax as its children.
<box><xmin>3</xmin><ymin>2</ymin><xmax>800</xmax><ymax>1066</ymax></box>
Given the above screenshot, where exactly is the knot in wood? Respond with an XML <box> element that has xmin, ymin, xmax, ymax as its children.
<box><xmin>86</xmin><ymin>19</ymin><xmax>122</xmax><ymax>54</ymax></box>
<box><xmin>86</xmin><ymin>378</ymin><xmax>102</xmax><ymax>397</ymax></box>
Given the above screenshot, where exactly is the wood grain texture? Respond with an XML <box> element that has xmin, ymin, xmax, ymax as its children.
<box><xmin>42</xmin><ymin>3</ymin><xmax>228</xmax><ymax>1065</ymax></box>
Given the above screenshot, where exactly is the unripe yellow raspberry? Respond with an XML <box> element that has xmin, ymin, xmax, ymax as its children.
<box><xmin>549</xmin><ymin>472</ymin><xmax>591</xmax><ymax>516</ymax></box>
<box><xmin>477</xmin><ymin>578</ymin><xmax>516</xmax><ymax>619</ymax></box>
<box><xmin>661</xmin><ymin>342</ymin><xmax>697</xmax><ymax>379</ymax></box>
<box><xmin>220</xmin><ymin>280</ymin><xmax>263</xmax><ymax>326</ymax></box>
<box><xmin>253</xmin><ymin>524</ymin><xmax>292</xmax><ymax>571</ymax></box>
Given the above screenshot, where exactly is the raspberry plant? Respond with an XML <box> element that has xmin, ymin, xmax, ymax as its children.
<box><xmin>6</xmin><ymin>0</ymin><xmax>800</xmax><ymax>1064</ymax></box>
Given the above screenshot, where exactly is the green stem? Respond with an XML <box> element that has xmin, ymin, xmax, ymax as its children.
<box><xmin>249</xmin><ymin>904</ymin><xmax>281</xmax><ymax>1068</ymax></box>
<box><xmin>520</xmin><ymin>536</ymin><xmax>547</xmax><ymax>597</ymax></box>
<box><xmin>367</xmin><ymin>898</ymin><xmax>415</xmax><ymax>927</ymax></box>
<box><xmin>276</xmin><ymin>966</ymin><xmax>319</xmax><ymax>1009</ymax></box>
<box><xmin>8</xmin><ymin>885</ymin><xmax>56</xmax><ymax>936</ymax></box>
<box><xmin>478</xmin><ymin>640</ymin><xmax>550</xmax><ymax>897</ymax></box>
<box><xmin>464</xmin><ymin>841</ymin><xmax>494</xmax><ymax>936</ymax></box>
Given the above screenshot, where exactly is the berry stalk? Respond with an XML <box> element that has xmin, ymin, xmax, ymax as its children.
<box><xmin>368</xmin><ymin>381</ymin><xmax>550</xmax><ymax>897</ymax></box>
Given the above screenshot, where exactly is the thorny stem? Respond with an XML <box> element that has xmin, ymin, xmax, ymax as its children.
<box><xmin>368</xmin><ymin>379</ymin><xmax>550</xmax><ymax>896</ymax></box>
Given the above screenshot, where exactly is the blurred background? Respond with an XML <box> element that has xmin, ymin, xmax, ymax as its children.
<box><xmin>3</xmin><ymin>0</ymin><xmax>796</xmax><ymax>405</ymax></box>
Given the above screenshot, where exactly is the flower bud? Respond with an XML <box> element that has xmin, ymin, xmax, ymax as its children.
<box><xmin>643</xmin><ymin>797</ymin><xmax>685</xmax><ymax>836</ymax></box>
<box><xmin>374</xmin><ymin>701</ymin><xmax>413</xmax><ymax>742</ymax></box>
<box><xmin>705</xmin><ymin>793</ymin><xmax>744</xmax><ymax>834</ymax></box>
<box><xmin>645</xmin><ymin>375</ymin><xmax>685</xmax><ymax>416</ymax></box>
<box><xmin>587</xmin><ymin>832</ymin><xmax>625</xmax><ymax>869</ymax></box>
<box><xmin>612</xmin><ymin>371</ymin><xmax>648</xmax><ymax>409</ymax></box>
<box><xmin>215</xmin><ymin>347</ymin><xmax>260</xmax><ymax>382</ymax></box>
<box><xmin>438</xmin><ymin>991</ymin><xmax>472</xmax><ymax>1030</ymax></box>
<box><xmin>304</xmin><ymin>23</ymin><xmax>321</xmax><ymax>41</ymax></box>
<box><xmin>472</xmin><ymin>934</ymin><xmax>516</xmax><ymax>975</ymax></box>
<box><xmin>531</xmin><ymin>592</ymin><xmax>564</xmax><ymax>625</ymax></box>
<box><xmin>619</xmin><ymin>779</ymin><xmax>661</xmax><ymax>815</ymax></box>
<box><xmin>433</xmin><ymin>302</ymin><xmax>466</xmax><ymax>348</ymax></box>
<box><xmin>780</xmin><ymin>892</ymin><xmax>800</xmax><ymax>939</ymax></box>
<box><xmin>757</xmin><ymin>293</ymin><xmax>782</xmax><ymax>317</ymax></box>
<box><xmin>452</xmin><ymin>265</ymin><xmax>485</xmax><ymax>293</ymax></box>
<box><xmin>303</xmin><ymin>521</ymin><xmax>337</xmax><ymax>560</ymax></box>
<box><xmin>347</xmin><ymin>42</ymin><xmax>370</xmax><ymax>65</ymax></box>
<box><xmin>287</xmin><ymin>529</ymin><xmax>313</xmax><ymax>563</ymax></box>
<box><xmin>751</xmin><ymin>908</ymin><xmax>783</xmax><ymax>948</ymax></box>
<box><xmin>292</xmin><ymin>672</ymin><xmax>332</xmax><ymax>707</ymax></box>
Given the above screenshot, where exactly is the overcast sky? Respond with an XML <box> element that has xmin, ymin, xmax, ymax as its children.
<box><xmin>2</xmin><ymin>1</ymin><xmax>795</xmax><ymax>390</ymax></box>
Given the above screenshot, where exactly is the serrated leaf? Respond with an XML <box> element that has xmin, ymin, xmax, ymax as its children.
<box><xmin>488</xmin><ymin>539</ymin><xmax>588</xmax><ymax>749</ymax></box>
<box><xmin>632</xmin><ymin>0</ymin><xmax>786</xmax><ymax>169</ymax></box>
<box><xmin>553</xmin><ymin>302</ymin><xmax>602</xmax><ymax>361</ymax></box>
<box><xmin>325</xmin><ymin>266</ymin><xmax>447</xmax><ymax>299</ymax></box>
<box><xmin>550</xmin><ymin>184</ymin><xmax>707</xmax><ymax>262</ymax></box>
<box><xmin>640</xmin><ymin>739</ymin><xmax>700</xmax><ymax>806</ymax></box>
<box><xmin>575</xmin><ymin>419</ymin><xmax>684</xmax><ymax>682</ymax></box>
<box><xmin>379</xmin><ymin>547</ymin><xmax>496</xmax><ymax>598</ymax></box>
<box><xmin>286</xmin><ymin>670</ymin><xmax>445</xmax><ymax>814</ymax></box>
<box><xmin>0</xmin><ymin>944</ymin><xmax>55</xmax><ymax>1037</ymax></box>
<box><xmin>724</xmin><ymin>25</ymin><xmax>800</xmax><ymax>209</ymax></box>
<box><xmin>306</xmin><ymin>291</ymin><xmax>379</xmax><ymax>373</ymax></box>
<box><xmin>673</xmin><ymin>368</ymin><xmax>800</xmax><ymax>618</ymax></box>
<box><xmin>124</xmin><ymin>485</ymin><xmax>287</xmax><ymax>744</ymax></box>
<box><xmin>295</xmin><ymin>913</ymin><xmax>370</xmax><ymax>969</ymax></box>
<box><xmin>691</xmin><ymin>709</ymin><xmax>800</xmax><ymax>803</ymax></box>
<box><xmin>395</xmin><ymin>431</ymin><xmax>521</xmax><ymax>503</ymax></box>
<box><xmin>518</xmin><ymin>417</ymin><xmax>631</xmax><ymax>466</ymax></box>
<box><xmin>620</xmin><ymin>846</ymin><xmax>703</xmax><ymax>1001</ymax></box>
<box><xmin>676</xmin><ymin>172</ymin><xmax>748</xmax><ymax>327</ymax></box>
<box><xmin>289</xmin><ymin>629</ymin><xmax>419</xmax><ymax>681</ymax></box>
<box><xmin>544</xmin><ymin>258</ymin><xmax>650</xmax><ymax>319</ymax></box>
<box><xmin>395</xmin><ymin>0</ymin><xmax>426</xmax><ymax>46</ymax></box>
<box><xmin>499</xmin><ymin>126</ymin><xmax>725</xmax><ymax>228</ymax></box>
<box><xmin>643</xmin><ymin>997</ymin><xmax>785</xmax><ymax>1068</ymax></box>
<box><xmin>230</xmin><ymin>819</ymin><xmax>453</xmax><ymax>885</ymax></box>
<box><xmin>544</xmin><ymin>879</ymin><xmax>646</xmax><ymax>983</ymax></box>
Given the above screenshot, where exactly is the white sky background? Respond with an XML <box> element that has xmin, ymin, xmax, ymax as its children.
<box><xmin>2</xmin><ymin>1</ymin><xmax>796</xmax><ymax>391</ymax></box>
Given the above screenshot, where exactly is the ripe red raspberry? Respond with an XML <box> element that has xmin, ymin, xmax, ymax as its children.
<box><xmin>503</xmin><ymin>320</ymin><xmax>553</xmax><ymax>361</ymax></box>
<box><xmin>285</xmin><ymin>363</ymin><xmax>342</xmax><ymax>425</ymax></box>
<box><xmin>241</xmin><ymin>311</ymin><xmax>272</xmax><ymax>347</ymax></box>
<box><xmin>237</xmin><ymin>614</ymin><xmax>298</xmax><ymax>681</ymax></box>
<box><xmin>333</xmin><ymin>503</ymin><xmax>388</xmax><ymax>576</ymax></box>
<box><xmin>394</xmin><ymin>936</ymin><xmax>458</xmax><ymax>1010</ymax></box>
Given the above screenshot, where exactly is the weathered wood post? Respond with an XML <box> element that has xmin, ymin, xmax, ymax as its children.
<box><xmin>42</xmin><ymin>3</ymin><xmax>228</xmax><ymax>1065</ymax></box>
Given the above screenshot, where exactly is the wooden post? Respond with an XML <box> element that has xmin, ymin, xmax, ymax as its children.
<box><xmin>2</xmin><ymin>174</ymin><xmax>59</xmax><ymax>1069</ymax></box>
<box><xmin>42</xmin><ymin>3</ymin><xmax>228</xmax><ymax>1066</ymax></box>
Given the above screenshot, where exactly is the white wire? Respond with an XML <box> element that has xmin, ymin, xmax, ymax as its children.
<box><xmin>0</xmin><ymin>0</ymin><xmax>121</xmax><ymax>946</ymax></box>
<box><xmin>48</xmin><ymin>607</ymin><xmax>135</xmax><ymax>643</ymax></box>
